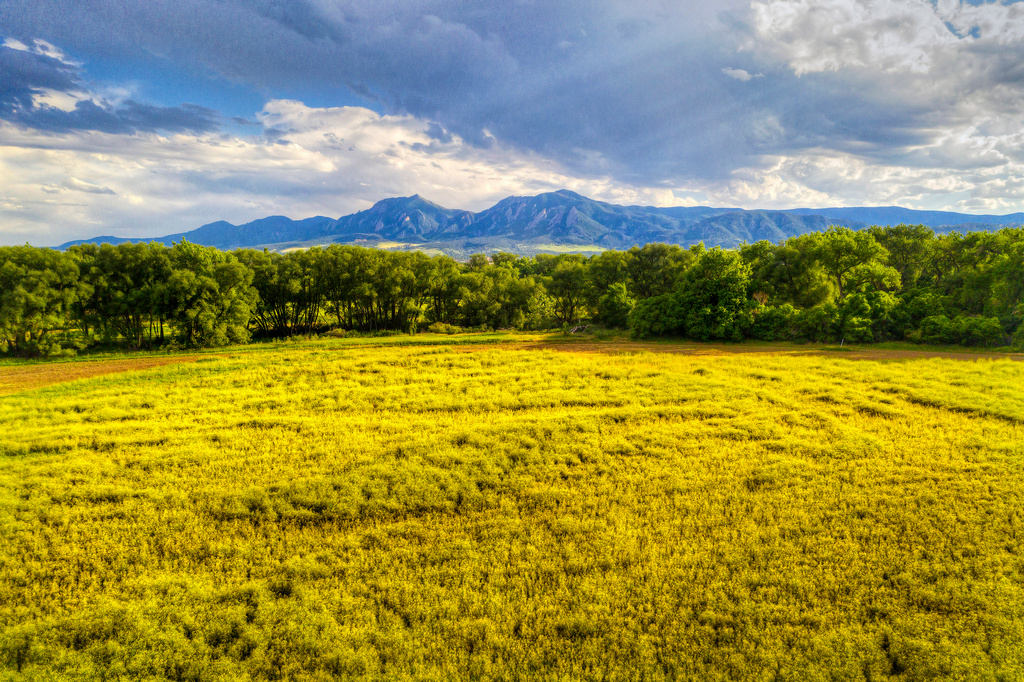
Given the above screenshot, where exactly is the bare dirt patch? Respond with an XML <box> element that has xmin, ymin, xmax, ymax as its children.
<box><xmin>0</xmin><ymin>356</ymin><xmax>206</xmax><ymax>396</ymax></box>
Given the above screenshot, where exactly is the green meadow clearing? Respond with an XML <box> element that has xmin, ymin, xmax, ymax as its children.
<box><xmin>1</xmin><ymin>337</ymin><xmax>1023</xmax><ymax>681</ymax></box>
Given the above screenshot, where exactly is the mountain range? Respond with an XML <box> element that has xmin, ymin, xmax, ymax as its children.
<box><xmin>59</xmin><ymin>190</ymin><xmax>1024</xmax><ymax>256</ymax></box>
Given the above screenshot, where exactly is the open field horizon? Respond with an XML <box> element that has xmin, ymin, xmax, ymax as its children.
<box><xmin>2</xmin><ymin>335</ymin><xmax>1023</xmax><ymax>679</ymax></box>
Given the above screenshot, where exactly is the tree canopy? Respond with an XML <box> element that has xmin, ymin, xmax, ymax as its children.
<box><xmin>2</xmin><ymin>224</ymin><xmax>1022</xmax><ymax>356</ymax></box>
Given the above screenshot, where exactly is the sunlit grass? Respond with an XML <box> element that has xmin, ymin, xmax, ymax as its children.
<box><xmin>530</xmin><ymin>243</ymin><xmax>607</xmax><ymax>253</ymax></box>
<box><xmin>0</xmin><ymin>332</ymin><xmax>537</xmax><ymax>368</ymax></box>
<box><xmin>1</xmin><ymin>342</ymin><xmax>1023</xmax><ymax>680</ymax></box>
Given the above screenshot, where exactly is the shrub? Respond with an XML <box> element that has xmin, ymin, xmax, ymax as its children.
<box><xmin>794</xmin><ymin>303</ymin><xmax>840</xmax><ymax>343</ymax></box>
<box><xmin>958</xmin><ymin>316</ymin><xmax>1005</xmax><ymax>347</ymax></box>
<box><xmin>743</xmin><ymin>303</ymin><xmax>797</xmax><ymax>341</ymax></box>
<box><xmin>427</xmin><ymin>322</ymin><xmax>462</xmax><ymax>335</ymax></box>
<box><xmin>919</xmin><ymin>315</ymin><xmax>955</xmax><ymax>344</ymax></box>
<box><xmin>919</xmin><ymin>315</ymin><xmax>1005</xmax><ymax>346</ymax></box>
<box><xmin>627</xmin><ymin>294</ymin><xmax>685</xmax><ymax>339</ymax></box>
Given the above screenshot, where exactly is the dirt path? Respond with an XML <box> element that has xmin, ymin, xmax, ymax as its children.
<box><xmin>457</xmin><ymin>340</ymin><xmax>1024</xmax><ymax>362</ymax></box>
<box><xmin>2</xmin><ymin>338</ymin><xmax>1018</xmax><ymax>397</ymax></box>
<box><xmin>0</xmin><ymin>356</ymin><xmax>205</xmax><ymax>397</ymax></box>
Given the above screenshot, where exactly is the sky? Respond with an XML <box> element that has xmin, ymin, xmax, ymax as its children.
<box><xmin>2</xmin><ymin>0</ymin><xmax>1024</xmax><ymax>245</ymax></box>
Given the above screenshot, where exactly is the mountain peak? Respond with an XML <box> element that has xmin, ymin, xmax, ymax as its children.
<box><xmin>553</xmin><ymin>189</ymin><xmax>587</xmax><ymax>200</ymax></box>
<box><xmin>371</xmin><ymin>194</ymin><xmax>440</xmax><ymax>210</ymax></box>
<box><xmin>57</xmin><ymin>191</ymin><xmax>1024</xmax><ymax>252</ymax></box>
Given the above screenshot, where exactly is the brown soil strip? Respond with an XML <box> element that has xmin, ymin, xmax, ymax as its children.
<box><xmin>0</xmin><ymin>356</ymin><xmax>205</xmax><ymax>397</ymax></box>
<box><xmin>452</xmin><ymin>340</ymin><xmax>1023</xmax><ymax>362</ymax></box>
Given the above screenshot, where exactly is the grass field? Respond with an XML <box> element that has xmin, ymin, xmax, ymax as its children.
<box><xmin>1</xmin><ymin>337</ymin><xmax>1023</xmax><ymax>680</ymax></box>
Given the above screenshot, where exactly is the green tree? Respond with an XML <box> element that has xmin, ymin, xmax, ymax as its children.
<box><xmin>794</xmin><ymin>303</ymin><xmax>841</xmax><ymax>343</ymax></box>
<box><xmin>868</xmin><ymin>223</ymin><xmax>934</xmax><ymax>291</ymax></box>
<box><xmin>595</xmin><ymin>282</ymin><xmax>635</xmax><ymax>328</ymax></box>
<box><xmin>467</xmin><ymin>253</ymin><xmax>490</xmax><ymax>271</ymax></box>
<box><xmin>1013</xmin><ymin>305</ymin><xmax>1024</xmax><ymax>350</ymax></box>
<box><xmin>457</xmin><ymin>265</ymin><xmax>540</xmax><ymax>329</ymax></box>
<box><xmin>628</xmin><ymin>249</ymin><xmax>749</xmax><ymax>341</ymax></box>
<box><xmin>421</xmin><ymin>255</ymin><xmax>463</xmax><ymax>325</ymax></box>
<box><xmin>545</xmin><ymin>256</ymin><xmax>589</xmax><ymax>324</ymax></box>
<box><xmin>837</xmin><ymin>293</ymin><xmax>874</xmax><ymax>343</ymax></box>
<box><xmin>587</xmin><ymin>250</ymin><xmax>630</xmax><ymax>306</ymax></box>
<box><xmin>287</xmin><ymin>248</ymin><xmax>326</xmax><ymax>333</ymax></box>
<box><xmin>744</xmin><ymin>237</ymin><xmax>832</xmax><ymax>308</ymax></box>
<box><xmin>627</xmin><ymin>294</ymin><xmax>686</xmax><ymax>339</ymax></box>
<box><xmin>234</xmin><ymin>249</ymin><xmax>288</xmax><ymax>336</ymax></box>
<box><xmin>69</xmin><ymin>242</ymin><xmax>172</xmax><ymax>348</ymax></box>
<box><xmin>676</xmin><ymin>248</ymin><xmax>750</xmax><ymax>341</ymax></box>
<box><xmin>0</xmin><ymin>246</ymin><xmax>81</xmax><ymax>356</ymax></box>
<box><xmin>989</xmin><ymin>233</ymin><xmax>1024</xmax><ymax>325</ymax></box>
<box><xmin>166</xmin><ymin>241</ymin><xmax>256</xmax><ymax>347</ymax></box>
<box><xmin>813</xmin><ymin>227</ymin><xmax>899</xmax><ymax>300</ymax></box>
<box><xmin>626</xmin><ymin>243</ymin><xmax>697</xmax><ymax>298</ymax></box>
<box><xmin>491</xmin><ymin>252</ymin><xmax>531</xmax><ymax>275</ymax></box>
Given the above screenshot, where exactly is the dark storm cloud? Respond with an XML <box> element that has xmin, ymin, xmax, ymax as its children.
<box><xmin>0</xmin><ymin>43</ymin><xmax>218</xmax><ymax>134</ymax></box>
<box><xmin>0</xmin><ymin>1</ymin><xmax>519</xmax><ymax>101</ymax></box>
<box><xmin>0</xmin><ymin>1</ymin><xmax>773</xmax><ymax>181</ymax></box>
<box><xmin>0</xmin><ymin>43</ymin><xmax>77</xmax><ymax>108</ymax></box>
<box><xmin>2</xmin><ymin>1</ymin><xmax>1020</xmax><ymax>184</ymax></box>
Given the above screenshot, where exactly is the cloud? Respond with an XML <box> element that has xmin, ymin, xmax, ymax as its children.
<box><xmin>746</xmin><ymin>0</ymin><xmax>1024</xmax><ymax>174</ymax></box>
<box><xmin>40</xmin><ymin>177</ymin><xmax>116</xmax><ymax>196</ymax></box>
<box><xmin>710</xmin><ymin>146</ymin><xmax>1024</xmax><ymax>214</ymax></box>
<box><xmin>0</xmin><ymin>1</ymin><xmax>760</xmax><ymax>183</ymax></box>
<box><xmin>722</xmin><ymin>67</ymin><xmax>762</xmax><ymax>81</ymax></box>
<box><xmin>3</xmin><ymin>0</ymin><xmax>1024</xmax><ymax>234</ymax></box>
<box><xmin>0</xmin><ymin>41</ymin><xmax>219</xmax><ymax>134</ymax></box>
<box><xmin>0</xmin><ymin>101</ymin><xmax>695</xmax><ymax>245</ymax></box>
<box><xmin>750</xmin><ymin>0</ymin><xmax>953</xmax><ymax>75</ymax></box>
<box><xmin>0</xmin><ymin>41</ymin><xmax>79</xmax><ymax>110</ymax></box>
<box><xmin>8</xmin><ymin>0</ymin><xmax>1019</xmax><ymax>192</ymax></box>
<box><xmin>5</xmin><ymin>96</ymin><xmax>1024</xmax><ymax>246</ymax></box>
<box><xmin>64</xmin><ymin>177</ymin><xmax>116</xmax><ymax>194</ymax></box>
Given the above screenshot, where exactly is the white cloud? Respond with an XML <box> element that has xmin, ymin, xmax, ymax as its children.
<box><xmin>31</xmin><ymin>88</ymin><xmax>90</xmax><ymax>112</ymax></box>
<box><xmin>3</xmin><ymin>36</ymin><xmax>80</xmax><ymax>65</ymax></box>
<box><xmin>26</xmin><ymin>38</ymin><xmax>78</xmax><ymax>64</ymax></box>
<box><xmin>64</xmin><ymin>177</ymin><xmax>116</xmax><ymax>195</ymax></box>
<box><xmin>2</xmin><ymin>38</ymin><xmax>31</xmax><ymax>51</ymax></box>
<box><xmin>722</xmin><ymin>67</ymin><xmax>762</xmax><ymax>81</ymax></box>
<box><xmin>0</xmin><ymin>101</ymin><xmax>695</xmax><ymax>245</ymax></box>
<box><xmin>750</xmin><ymin>0</ymin><xmax>959</xmax><ymax>75</ymax></box>
<box><xmin>750</xmin><ymin>0</ymin><xmax>1024</xmax><ymax>109</ymax></box>
<box><xmin>745</xmin><ymin>0</ymin><xmax>1024</xmax><ymax>192</ymax></box>
<box><xmin>5</xmin><ymin>94</ymin><xmax>1024</xmax><ymax>246</ymax></box>
<box><xmin>704</xmin><ymin>148</ymin><xmax>1024</xmax><ymax>214</ymax></box>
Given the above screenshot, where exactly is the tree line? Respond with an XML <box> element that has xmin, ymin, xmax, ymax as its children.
<box><xmin>1</xmin><ymin>224</ymin><xmax>1022</xmax><ymax>356</ymax></box>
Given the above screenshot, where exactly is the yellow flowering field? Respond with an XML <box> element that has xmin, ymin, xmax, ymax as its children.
<box><xmin>1</xmin><ymin>340</ymin><xmax>1022</xmax><ymax>680</ymax></box>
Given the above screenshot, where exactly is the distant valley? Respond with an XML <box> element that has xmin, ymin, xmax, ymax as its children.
<box><xmin>60</xmin><ymin>190</ymin><xmax>1024</xmax><ymax>257</ymax></box>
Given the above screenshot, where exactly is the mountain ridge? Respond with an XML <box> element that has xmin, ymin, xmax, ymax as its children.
<box><xmin>59</xmin><ymin>190</ymin><xmax>1024</xmax><ymax>254</ymax></box>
